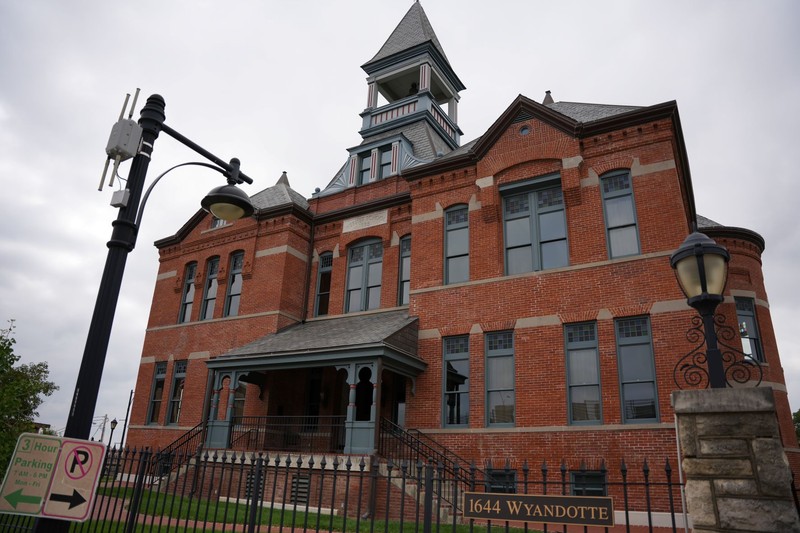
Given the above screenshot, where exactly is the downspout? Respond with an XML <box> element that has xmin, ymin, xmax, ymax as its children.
<box><xmin>200</xmin><ymin>368</ymin><xmax>215</xmax><ymax>447</ymax></box>
<box><xmin>301</xmin><ymin>215</ymin><xmax>316</xmax><ymax>322</ymax></box>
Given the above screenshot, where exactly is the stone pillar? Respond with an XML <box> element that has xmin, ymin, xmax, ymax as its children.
<box><xmin>673</xmin><ymin>387</ymin><xmax>800</xmax><ymax>532</ymax></box>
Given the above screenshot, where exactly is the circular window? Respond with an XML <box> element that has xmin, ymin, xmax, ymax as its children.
<box><xmin>519</xmin><ymin>125</ymin><xmax>530</xmax><ymax>136</ymax></box>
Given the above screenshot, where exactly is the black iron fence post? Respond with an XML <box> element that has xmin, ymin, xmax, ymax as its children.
<box><xmin>247</xmin><ymin>454</ymin><xmax>264</xmax><ymax>533</ymax></box>
<box><xmin>125</xmin><ymin>448</ymin><xmax>152</xmax><ymax>533</ymax></box>
<box><xmin>423</xmin><ymin>462</ymin><xmax>434</xmax><ymax>533</ymax></box>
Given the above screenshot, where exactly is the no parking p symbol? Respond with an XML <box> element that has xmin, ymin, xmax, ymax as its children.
<box><xmin>66</xmin><ymin>447</ymin><xmax>91</xmax><ymax>480</ymax></box>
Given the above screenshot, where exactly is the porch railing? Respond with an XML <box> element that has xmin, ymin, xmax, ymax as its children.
<box><xmin>229</xmin><ymin>415</ymin><xmax>346</xmax><ymax>453</ymax></box>
<box><xmin>149</xmin><ymin>421</ymin><xmax>206</xmax><ymax>479</ymax></box>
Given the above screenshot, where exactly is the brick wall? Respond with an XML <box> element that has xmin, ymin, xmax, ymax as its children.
<box><xmin>125</xmin><ymin>101</ymin><xmax>796</xmax><ymax>488</ymax></box>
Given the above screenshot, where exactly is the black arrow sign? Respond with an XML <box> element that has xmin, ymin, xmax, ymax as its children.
<box><xmin>48</xmin><ymin>489</ymin><xmax>86</xmax><ymax>509</ymax></box>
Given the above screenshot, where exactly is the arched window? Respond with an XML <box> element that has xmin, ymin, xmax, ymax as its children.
<box><xmin>346</xmin><ymin>240</ymin><xmax>383</xmax><ymax>313</ymax></box>
<box><xmin>201</xmin><ymin>256</ymin><xmax>220</xmax><ymax>320</ymax></box>
<box><xmin>315</xmin><ymin>252</ymin><xmax>333</xmax><ymax>316</ymax></box>
<box><xmin>178</xmin><ymin>262</ymin><xmax>197</xmax><ymax>323</ymax></box>
<box><xmin>224</xmin><ymin>251</ymin><xmax>244</xmax><ymax>317</ymax></box>
<box><xmin>601</xmin><ymin>170</ymin><xmax>640</xmax><ymax>258</ymax></box>
<box><xmin>502</xmin><ymin>175</ymin><xmax>568</xmax><ymax>273</ymax></box>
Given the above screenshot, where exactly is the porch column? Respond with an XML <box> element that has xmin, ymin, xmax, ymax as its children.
<box><xmin>208</xmin><ymin>375</ymin><xmax>222</xmax><ymax>421</ymax></box>
<box><xmin>338</xmin><ymin>361</ymin><xmax>378</xmax><ymax>454</ymax></box>
<box><xmin>225</xmin><ymin>372</ymin><xmax>239</xmax><ymax>421</ymax></box>
<box><xmin>205</xmin><ymin>371</ymin><xmax>234</xmax><ymax>449</ymax></box>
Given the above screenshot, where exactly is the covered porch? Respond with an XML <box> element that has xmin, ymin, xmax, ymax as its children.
<box><xmin>203</xmin><ymin>310</ymin><xmax>425</xmax><ymax>455</ymax></box>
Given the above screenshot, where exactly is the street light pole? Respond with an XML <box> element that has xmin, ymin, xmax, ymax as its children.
<box><xmin>63</xmin><ymin>95</ymin><xmax>165</xmax><ymax>440</ymax></box>
<box><xmin>108</xmin><ymin>419</ymin><xmax>118</xmax><ymax>448</ymax></box>
<box><xmin>36</xmin><ymin>94</ymin><xmax>254</xmax><ymax>533</ymax></box>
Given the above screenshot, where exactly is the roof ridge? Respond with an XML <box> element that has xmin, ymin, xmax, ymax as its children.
<box><xmin>548</xmin><ymin>100</ymin><xmax>643</xmax><ymax>108</ymax></box>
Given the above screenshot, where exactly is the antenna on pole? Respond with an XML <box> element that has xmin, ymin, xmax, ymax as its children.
<box><xmin>98</xmin><ymin>88</ymin><xmax>143</xmax><ymax>193</ymax></box>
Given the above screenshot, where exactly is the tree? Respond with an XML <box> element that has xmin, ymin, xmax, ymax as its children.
<box><xmin>794</xmin><ymin>408</ymin><xmax>800</xmax><ymax>443</ymax></box>
<box><xmin>0</xmin><ymin>320</ymin><xmax>58</xmax><ymax>479</ymax></box>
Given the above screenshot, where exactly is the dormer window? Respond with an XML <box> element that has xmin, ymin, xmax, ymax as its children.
<box><xmin>356</xmin><ymin>144</ymin><xmax>395</xmax><ymax>185</ymax></box>
<box><xmin>379</xmin><ymin>147</ymin><xmax>392</xmax><ymax>179</ymax></box>
<box><xmin>359</xmin><ymin>153</ymin><xmax>372</xmax><ymax>185</ymax></box>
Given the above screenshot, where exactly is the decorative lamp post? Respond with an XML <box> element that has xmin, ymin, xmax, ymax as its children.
<box><xmin>36</xmin><ymin>93</ymin><xmax>255</xmax><ymax>533</ymax></box>
<box><xmin>108</xmin><ymin>418</ymin><xmax>118</xmax><ymax>447</ymax></box>
<box><xmin>670</xmin><ymin>231</ymin><xmax>730</xmax><ymax>388</ymax></box>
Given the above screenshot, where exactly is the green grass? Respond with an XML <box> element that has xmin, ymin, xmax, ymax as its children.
<box><xmin>94</xmin><ymin>485</ymin><xmax>537</xmax><ymax>533</ymax></box>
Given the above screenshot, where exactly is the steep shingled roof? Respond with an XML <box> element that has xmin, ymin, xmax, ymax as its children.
<box><xmin>696</xmin><ymin>214</ymin><xmax>723</xmax><ymax>228</ymax></box>
<box><xmin>364</xmin><ymin>2</ymin><xmax>451</xmax><ymax>67</ymax></box>
<box><xmin>249</xmin><ymin>171</ymin><xmax>309</xmax><ymax>211</ymax></box>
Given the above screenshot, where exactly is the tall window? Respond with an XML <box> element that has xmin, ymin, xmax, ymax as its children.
<box><xmin>210</xmin><ymin>216</ymin><xmax>227</xmax><ymax>229</ymax></box>
<box><xmin>486</xmin><ymin>331</ymin><xmax>514</xmax><ymax>426</ymax></box>
<box><xmin>201</xmin><ymin>257</ymin><xmax>220</xmax><ymax>320</ymax></box>
<box><xmin>224</xmin><ymin>252</ymin><xmax>244</xmax><ymax>317</ymax></box>
<box><xmin>565</xmin><ymin>323</ymin><xmax>601</xmax><ymax>424</ymax></box>
<box><xmin>359</xmin><ymin>153</ymin><xmax>372</xmax><ymax>184</ymax></box>
<box><xmin>601</xmin><ymin>171</ymin><xmax>640</xmax><ymax>258</ymax></box>
<box><xmin>178</xmin><ymin>262</ymin><xmax>197</xmax><ymax>324</ymax></box>
<box><xmin>736</xmin><ymin>298</ymin><xmax>763</xmax><ymax>362</ymax></box>
<box><xmin>233</xmin><ymin>384</ymin><xmax>246</xmax><ymax>420</ymax></box>
<box><xmin>315</xmin><ymin>253</ymin><xmax>333</xmax><ymax>316</ymax></box>
<box><xmin>147</xmin><ymin>362</ymin><xmax>167</xmax><ymax>425</ymax></box>
<box><xmin>398</xmin><ymin>236</ymin><xmax>411</xmax><ymax>305</ymax></box>
<box><xmin>443</xmin><ymin>336</ymin><xmax>469</xmax><ymax>427</ymax></box>
<box><xmin>445</xmin><ymin>206</ymin><xmax>469</xmax><ymax>284</ymax></box>
<box><xmin>616</xmin><ymin>317</ymin><xmax>658</xmax><ymax>422</ymax></box>
<box><xmin>346</xmin><ymin>240</ymin><xmax>383</xmax><ymax>313</ymax></box>
<box><xmin>503</xmin><ymin>185</ymin><xmax>568</xmax><ymax>274</ymax></box>
<box><xmin>379</xmin><ymin>148</ymin><xmax>392</xmax><ymax>179</ymax></box>
<box><xmin>167</xmin><ymin>361</ymin><xmax>187</xmax><ymax>425</ymax></box>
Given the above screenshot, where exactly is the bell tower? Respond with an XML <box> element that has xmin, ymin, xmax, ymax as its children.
<box><xmin>315</xmin><ymin>2</ymin><xmax>466</xmax><ymax>196</ymax></box>
<box><xmin>360</xmin><ymin>1</ymin><xmax>465</xmax><ymax>148</ymax></box>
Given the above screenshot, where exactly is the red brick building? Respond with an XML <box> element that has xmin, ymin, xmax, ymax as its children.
<box><xmin>126</xmin><ymin>1</ymin><xmax>796</xmax><ymax>493</ymax></box>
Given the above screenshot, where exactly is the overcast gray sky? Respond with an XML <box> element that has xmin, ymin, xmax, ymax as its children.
<box><xmin>0</xmin><ymin>0</ymin><xmax>798</xmax><ymax>443</ymax></box>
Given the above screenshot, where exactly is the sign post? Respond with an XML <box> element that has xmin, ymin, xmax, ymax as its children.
<box><xmin>0</xmin><ymin>433</ymin><xmax>106</xmax><ymax>522</ymax></box>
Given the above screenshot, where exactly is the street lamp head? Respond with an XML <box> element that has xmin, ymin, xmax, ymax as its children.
<box><xmin>670</xmin><ymin>231</ymin><xmax>729</xmax><ymax>309</ymax></box>
<box><xmin>110</xmin><ymin>418</ymin><xmax>118</xmax><ymax>430</ymax></box>
<box><xmin>201</xmin><ymin>183</ymin><xmax>255</xmax><ymax>221</ymax></box>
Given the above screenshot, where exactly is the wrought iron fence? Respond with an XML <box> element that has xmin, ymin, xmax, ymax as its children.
<box><xmin>0</xmin><ymin>445</ymin><xmax>697</xmax><ymax>533</ymax></box>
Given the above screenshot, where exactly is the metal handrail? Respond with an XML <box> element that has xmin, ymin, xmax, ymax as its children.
<box><xmin>378</xmin><ymin>418</ymin><xmax>488</xmax><ymax>512</ymax></box>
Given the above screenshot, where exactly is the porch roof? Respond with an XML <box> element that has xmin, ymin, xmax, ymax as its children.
<box><xmin>206</xmin><ymin>310</ymin><xmax>426</xmax><ymax>377</ymax></box>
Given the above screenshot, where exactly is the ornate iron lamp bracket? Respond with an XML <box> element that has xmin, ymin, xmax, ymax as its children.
<box><xmin>674</xmin><ymin>313</ymin><xmax>763</xmax><ymax>389</ymax></box>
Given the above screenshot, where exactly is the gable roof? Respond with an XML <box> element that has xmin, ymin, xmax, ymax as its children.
<box><xmin>545</xmin><ymin>101</ymin><xmax>643</xmax><ymax>123</ymax></box>
<box><xmin>401</xmin><ymin>93</ymin><xmax>696</xmax><ymax>233</ymax></box>
<box><xmin>405</xmin><ymin>95</ymin><xmax>681</xmax><ymax>173</ymax></box>
<box><xmin>364</xmin><ymin>2</ymin><xmax>451</xmax><ymax>68</ymax></box>
<box><xmin>155</xmin><ymin>172</ymin><xmax>311</xmax><ymax>248</ymax></box>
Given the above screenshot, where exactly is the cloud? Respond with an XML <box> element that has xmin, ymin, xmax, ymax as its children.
<box><xmin>1</xmin><ymin>0</ymin><xmax>799</xmax><ymax>439</ymax></box>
